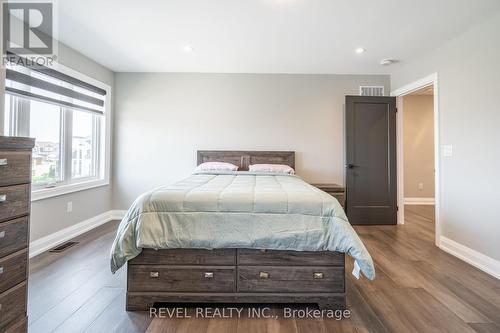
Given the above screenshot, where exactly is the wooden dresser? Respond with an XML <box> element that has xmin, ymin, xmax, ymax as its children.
<box><xmin>311</xmin><ymin>183</ymin><xmax>345</xmax><ymax>208</ymax></box>
<box><xmin>0</xmin><ymin>136</ymin><xmax>34</xmax><ymax>333</ymax></box>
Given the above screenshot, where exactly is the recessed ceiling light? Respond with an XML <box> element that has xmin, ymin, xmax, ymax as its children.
<box><xmin>183</xmin><ymin>45</ymin><xmax>193</xmax><ymax>53</ymax></box>
<box><xmin>355</xmin><ymin>47</ymin><xmax>366</xmax><ymax>54</ymax></box>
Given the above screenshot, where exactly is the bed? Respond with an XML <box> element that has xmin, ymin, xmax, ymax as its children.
<box><xmin>110</xmin><ymin>150</ymin><xmax>374</xmax><ymax>311</ymax></box>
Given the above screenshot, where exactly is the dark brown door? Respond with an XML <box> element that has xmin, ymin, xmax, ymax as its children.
<box><xmin>345</xmin><ymin>96</ymin><xmax>397</xmax><ymax>225</ymax></box>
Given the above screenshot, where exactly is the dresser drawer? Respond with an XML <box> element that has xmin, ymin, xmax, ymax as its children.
<box><xmin>238</xmin><ymin>249</ymin><xmax>344</xmax><ymax>266</ymax></box>
<box><xmin>0</xmin><ymin>282</ymin><xmax>27</xmax><ymax>329</ymax></box>
<box><xmin>0</xmin><ymin>151</ymin><xmax>31</xmax><ymax>187</ymax></box>
<box><xmin>238</xmin><ymin>266</ymin><xmax>344</xmax><ymax>293</ymax></box>
<box><xmin>0</xmin><ymin>185</ymin><xmax>30</xmax><ymax>223</ymax></box>
<box><xmin>0</xmin><ymin>250</ymin><xmax>27</xmax><ymax>294</ymax></box>
<box><xmin>130</xmin><ymin>249</ymin><xmax>236</xmax><ymax>266</ymax></box>
<box><xmin>128</xmin><ymin>265</ymin><xmax>236</xmax><ymax>292</ymax></box>
<box><xmin>0</xmin><ymin>218</ymin><xmax>29</xmax><ymax>258</ymax></box>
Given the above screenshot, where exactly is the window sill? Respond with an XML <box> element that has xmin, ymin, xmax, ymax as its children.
<box><xmin>31</xmin><ymin>178</ymin><xmax>109</xmax><ymax>202</ymax></box>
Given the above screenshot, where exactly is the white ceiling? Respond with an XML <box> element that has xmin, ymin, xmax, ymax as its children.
<box><xmin>57</xmin><ymin>0</ymin><xmax>500</xmax><ymax>73</ymax></box>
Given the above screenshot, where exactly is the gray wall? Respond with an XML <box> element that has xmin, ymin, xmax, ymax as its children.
<box><xmin>391</xmin><ymin>12</ymin><xmax>500</xmax><ymax>261</ymax></box>
<box><xmin>113</xmin><ymin>73</ymin><xmax>389</xmax><ymax>208</ymax></box>
<box><xmin>403</xmin><ymin>95</ymin><xmax>435</xmax><ymax>198</ymax></box>
<box><xmin>1</xmin><ymin>42</ymin><xmax>115</xmax><ymax>241</ymax></box>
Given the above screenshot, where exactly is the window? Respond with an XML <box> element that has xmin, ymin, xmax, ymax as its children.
<box><xmin>29</xmin><ymin>99</ymin><xmax>62</xmax><ymax>187</ymax></box>
<box><xmin>3</xmin><ymin>60</ymin><xmax>110</xmax><ymax>200</ymax></box>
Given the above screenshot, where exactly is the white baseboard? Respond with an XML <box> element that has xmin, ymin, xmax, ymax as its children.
<box><xmin>29</xmin><ymin>209</ymin><xmax>127</xmax><ymax>258</ymax></box>
<box><xmin>440</xmin><ymin>236</ymin><xmax>500</xmax><ymax>280</ymax></box>
<box><xmin>404</xmin><ymin>197</ymin><xmax>435</xmax><ymax>205</ymax></box>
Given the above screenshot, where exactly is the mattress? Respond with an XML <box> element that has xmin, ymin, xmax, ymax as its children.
<box><xmin>110</xmin><ymin>171</ymin><xmax>375</xmax><ymax>279</ymax></box>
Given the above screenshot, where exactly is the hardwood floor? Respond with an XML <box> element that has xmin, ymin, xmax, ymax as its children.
<box><xmin>28</xmin><ymin>206</ymin><xmax>500</xmax><ymax>332</ymax></box>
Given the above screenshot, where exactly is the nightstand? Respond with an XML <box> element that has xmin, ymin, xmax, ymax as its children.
<box><xmin>311</xmin><ymin>183</ymin><xmax>345</xmax><ymax>208</ymax></box>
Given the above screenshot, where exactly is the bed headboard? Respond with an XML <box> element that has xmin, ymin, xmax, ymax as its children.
<box><xmin>197</xmin><ymin>150</ymin><xmax>295</xmax><ymax>171</ymax></box>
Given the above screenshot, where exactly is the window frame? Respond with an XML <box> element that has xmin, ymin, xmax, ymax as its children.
<box><xmin>2</xmin><ymin>62</ymin><xmax>112</xmax><ymax>201</ymax></box>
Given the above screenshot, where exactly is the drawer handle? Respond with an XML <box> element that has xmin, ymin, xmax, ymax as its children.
<box><xmin>259</xmin><ymin>249</ymin><xmax>267</xmax><ymax>253</ymax></box>
<box><xmin>0</xmin><ymin>159</ymin><xmax>7</xmax><ymax>166</ymax></box>
<box><xmin>259</xmin><ymin>271</ymin><xmax>270</xmax><ymax>279</ymax></box>
<box><xmin>204</xmin><ymin>272</ymin><xmax>214</xmax><ymax>279</ymax></box>
<box><xmin>0</xmin><ymin>231</ymin><xmax>5</xmax><ymax>239</ymax></box>
<box><xmin>150</xmin><ymin>271</ymin><xmax>159</xmax><ymax>278</ymax></box>
<box><xmin>313</xmin><ymin>272</ymin><xmax>324</xmax><ymax>279</ymax></box>
<box><xmin>0</xmin><ymin>194</ymin><xmax>6</xmax><ymax>203</ymax></box>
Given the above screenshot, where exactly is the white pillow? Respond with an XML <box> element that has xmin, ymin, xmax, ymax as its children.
<box><xmin>249</xmin><ymin>164</ymin><xmax>295</xmax><ymax>174</ymax></box>
<box><xmin>195</xmin><ymin>162</ymin><xmax>238</xmax><ymax>172</ymax></box>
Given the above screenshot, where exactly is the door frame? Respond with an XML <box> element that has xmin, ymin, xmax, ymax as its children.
<box><xmin>391</xmin><ymin>73</ymin><xmax>441</xmax><ymax>247</ymax></box>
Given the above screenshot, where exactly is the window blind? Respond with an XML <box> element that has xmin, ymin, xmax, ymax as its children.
<box><xmin>5</xmin><ymin>56</ymin><xmax>106</xmax><ymax>115</ymax></box>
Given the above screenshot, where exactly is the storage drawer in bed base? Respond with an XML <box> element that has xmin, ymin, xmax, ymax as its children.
<box><xmin>128</xmin><ymin>265</ymin><xmax>236</xmax><ymax>293</ymax></box>
<box><xmin>238</xmin><ymin>266</ymin><xmax>344</xmax><ymax>293</ymax></box>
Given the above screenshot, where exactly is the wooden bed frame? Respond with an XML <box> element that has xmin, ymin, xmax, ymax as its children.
<box><xmin>126</xmin><ymin>150</ymin><xmax>346</xmax><ymax>311</ymax></box>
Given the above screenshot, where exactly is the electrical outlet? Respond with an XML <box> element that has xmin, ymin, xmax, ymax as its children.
<box><xmin>67</xmin><ymin>201</ymin><xmax>73</xmax><ymax>213</ymax></box>
<box><xmin>418</xmin><ymin>182</ymin><xmax>424</xmax><ymax>191</ymax></box>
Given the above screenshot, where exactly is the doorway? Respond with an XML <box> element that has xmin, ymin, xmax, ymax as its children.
<box><xmin>392</xmin><ymin>73</ymin><xmax>441</xmax><ymax>246</ymax></box>
<box><xmin>402</xmin><ymin>86</ymin><xmax>435</xmax><ymax>234</ymax></box>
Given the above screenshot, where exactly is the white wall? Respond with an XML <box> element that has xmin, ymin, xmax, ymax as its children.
<box><xmin>391</xmin><ymin>12</ymin><xmax>500</xmax><ymax>261</ymax></box>
<box><xmin>113</xmin><ymin>73</ymin><xmax>389</xmax><ymax>208</ymax></box>
<box><xmin>1</xmin><ymin>42</ymin><xmax>115</xmax><ymax>242</ymax></box>
<box><xmin>403</xmin><ymin>95</ymin><xmax>434</xmax><ymax>198</ymax></box>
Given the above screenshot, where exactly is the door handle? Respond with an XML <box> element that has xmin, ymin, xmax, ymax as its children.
<box><xmin>346</xmin><ymin>164</ymin><xmax>357</xmax><ymax>169</ymax></box>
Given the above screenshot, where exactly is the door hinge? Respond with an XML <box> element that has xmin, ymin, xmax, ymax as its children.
<box><xmin>395</xmin><ymin>107</ymin><xmax>398</xmax><ymax>113</ymax></box>
<box><xmin>397</xmin><ymin>206</ymin><xmax>399</xmax><ymax>211</ymax></box>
